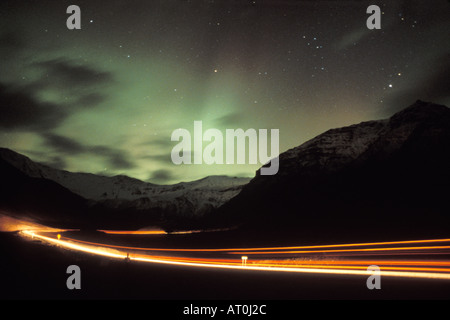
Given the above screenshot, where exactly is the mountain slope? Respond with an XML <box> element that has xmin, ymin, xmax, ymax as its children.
<box><xmin>215</xmin><ymin>100</ymin><xmax>450</xmax><ymax>241</ymax></box>
<box><xmin>0</xmin><ymin>157</ymin><xmax>91</xmax><ymax>228</ymax></box>
<box><xmin>0</xmin><ymin>148</ymin><xmax>250</xmax><ymax>220</ymax></box>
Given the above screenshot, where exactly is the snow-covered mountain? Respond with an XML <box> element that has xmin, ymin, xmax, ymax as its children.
<box><xmin>0</xmin><ymin>148</ymin><xmax>250</xmax><ymax>216</ymax></box>
<box><xmin>217</xmin><ymin>100</ymin><xmax>450</xmax><ymax>240</ymax></box>
<box><xmin>278</xmin><ymin>119</ymin><xmax>388</xmax><ymax>175</ymax></box>
<box><xmin>251</xmin><ymin>100</ymin><xmax>450</xmax><ymax>180</ymax></box>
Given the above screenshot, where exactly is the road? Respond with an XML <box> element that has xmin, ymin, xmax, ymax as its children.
<box><xmin>19</xmin><ymin>229</ymin><xmax>450</xmax><ymax>280</ymax></box>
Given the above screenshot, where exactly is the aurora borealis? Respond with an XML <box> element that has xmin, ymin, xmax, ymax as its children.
<box><xmin>0</xmin><ymin>0</ymin><xmax>449</xmax><ymax>184</ymax></box>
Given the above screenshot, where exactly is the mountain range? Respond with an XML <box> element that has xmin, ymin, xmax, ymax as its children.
<box><xmin>0</xmin><ymin>148</ymin><xmax>249</xmax><ymax>229</ymax></box>
<box><xmin>1</xmin><ymin>100</ymin><xmax>449</xmax><ymax>240</ymax></box>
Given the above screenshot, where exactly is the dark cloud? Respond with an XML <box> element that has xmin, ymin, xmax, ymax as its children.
<box><xmin>143</xmin><ymin>154</ymin><xmax>172</xmax><ymax>164</ymax></box>
<box><xmin>90</xmin><ymin>145</ymin><xmax>134</xmax><ymax>170</ymax></box>
<box><xmin>42</xmin><ymin>156</ymin><xmax>67</xmax><ymax>170</ymax></box>
<box><xmin>142</xmin><ymin>136</ymin><xmax>175</xmax><ymax>148</ymax></box>
<box><xmin>139</xmin><ymin>136</ymin><xmax>178</xmax><ymax>164</ymax></box>
<box><xmin>149</xmin><ymin>169</ymin><xmax>175</xmax><ymax>184</ymax></box>
<box><xmin>73</xmin><ymin>92</ymin><xmax>107</xmax><ymax>108</ymax></box>
<box><xmin>18</xmin><ymin>59</ymin><xmax>113</xmax><ymax>100</ymax></box>
<box><xmin>138</xmin><ymin>134</ymin><xmax>177</xmax><ymax>153</ymax></box>
<box><xmin>16</xmin><ymin>148</ymin><xmax>68</xmax><ymax>170</ymax></box>
<box><xmin>23</xmin><ymin>58</ymin><xmax>114</xmax><ymax>110</ymax></box>
<box><xmin>0</xmin><ymin>82</ymin><xmax>66</xmax><ymax>130</ymax></box>
<box><xmin>0</xmin><ymin>56</ymin><xmax>115</xmax><ymax>131</ymax></box>
<box><xmin>33</xmin><ymin>58</ymin><xmax>114</xmax><ymax>88</ymax></box>
<box><xmin>149</xmin><ymin>149</ymin><xmax>197</xmax><ymax>165</ymax></box>
<box><xmin>41</xmin><ymin>133</ymin><xmax>85</xmax><ymax>154</ymax></box>
<box><xmin>42</xmin><ymin>133</ymin><xmax>134</xmax><ymax>170</ymax></box>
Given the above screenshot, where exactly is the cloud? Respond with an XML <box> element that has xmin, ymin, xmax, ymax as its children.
<box><xmin>149</xmin><ymin>169</ymin><xmax>175</xmax><ymax>184</ymax></box>
<box><xmin>144</xmin><ymin>136</ymin><xmax>175</xmax><ymax>149</ymax></box>
<box><xmin>0</xmin><ymin>82</ymin><xmax>66</xmax><ymax>130</ymax></box>
<box><xmin>41</xmin><ymin>133</ymin><xmax>85</xmax><ymax>154</ymax></box>
<box><xmin>0</xmin><ymin>56</ymin><xmax>116</xmax><ymax>132</ymax></box>
<box><xmin>28</xmin><ymin>58</ymin><xmax>114</xmax><ymax>110</ymax></box>
<box><xmin>15</xmin><ymin>149</ymin><xmax>67</xmax><ymax>170</ymax></box>
<box><xmin>143</xmin><ymin>154</ymin><xmax>172</xmax><ymax>164</ymax></box>
<box><xmin>139</xmin><ymin>136</ymin><xmax>181</xmax><ymax>165</ymax></box>
<box><xmin>73</xmin><ymin>92</ymin><xmax>107</xmax><ymax>108</ymax></box>
<box><xmin>42</xmin><ymin>156</ymin><xmax>67</xmax><ymax>170</ymax></box>
<box><xmin>336</xmin><ymin>28</ymin><xmax>371</xmax><ymax>51</ymax></box>
<box><xmin>90</xmin><ymin>145</ymin><xmax>134</xmax><ymax>170</ymax></box>
<box><xmin>32</xmin><ymin>58</ymin><xmax>114</xmax><ymax>88</ymax></box>
<box><xmin>42</xmin><ymin>133</ymin><xmax>135</xmax><ymax>170</ymax></box>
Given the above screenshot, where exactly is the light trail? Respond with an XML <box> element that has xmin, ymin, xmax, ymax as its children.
<box><xmin>129</xmin><ymin>238</ymin><xmax>450</xmax><ymax>252</ymax></box>
<box><xmin>260</xmin><ymin>259</ymin><xmax>450</xmax><ymax>267</ymax></box>
<box><xmin>221</xmin><ymin>238</ymin><xmax>450</xmax><ymax>252</ymax></box>
<box><xmin>252</xmin><ymin>262</ymin><xmax>450</xmax><ymax>273</ymax></box>
<box><xmin>57</xmin><ymin>235</ymin><xmax>450</xmax><ymax>256</ymax></box>
<box><xmin>98</xmin><ymin>228</ymin><xmax>232</xmax><ymax>235</ymax></box>
<box><xmin>227</xmin><ymin>245</ymin><xmax>450</xmax><ymax>255</ymax></box>
<box><xmin>94</xmin><ymin>229</ymin><xmax>450</xmax><ymax>250</ymax></box>
<box><xmin>98</xmin><ymin>230</ymin><xmax>167</xmax><ymax>235</ymax></box>
<box><xmin>20</xmin><ymin>230</ymin><xmax>450</xmax><ymax>280</ymax></box>
<box><xmin>22</xmin><ymin>231</ymin><xmax>126</xmax><ymax>260</ymax></box>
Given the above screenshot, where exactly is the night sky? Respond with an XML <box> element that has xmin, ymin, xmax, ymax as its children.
<box><xmin>0</xmin><ymin>0</ymin><xmax>449</xmax><ymax>184</ymax></box>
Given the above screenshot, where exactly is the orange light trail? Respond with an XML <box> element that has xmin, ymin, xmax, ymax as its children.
<box><xmin>260</xmin><ymin>259</ymin><xmax>450</xmax><ymax>267</ymax></box>
<box><xmin>47</xmin><ymin>233</ymin><xmax>450</xmax><ymax>265</ymax></box>
<box><xmin>217</xmin><ymin>238</ymin><xmax>450</xmax><ymax>251</ymax></box>
<box><xmin>20</xmin><ymin>231</ymin><xmax>450</xmax><ymax>280</ymax></box>
<box><xmin>98</xmin><ymin>230</ymin><xmax>167</xmax><ymax>235</ymax></box>
<box><xmin>57</xmin><ymin>235</ymin><xmax>450</xmax><ymax>255</ymax></box>
<box><xmin>97</xmin><ymin>228</ymin><xmax>231</xmax><ymax>235</ymax></box>
<box><xmin>227</xmin><ymin>245</ymin><xmax>450</xmax><ymax>255</ymax></box>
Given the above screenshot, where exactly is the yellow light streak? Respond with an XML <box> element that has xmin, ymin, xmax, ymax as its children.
<box><xmin>60</xmin><ymin>236</ymin><xmax>450</xmax><ymax>255</ymax></box>
<box><xmin>20</xmin><ymin>231</ymin><xmax>450</xmax><ymax>280</ymax></box>
<box><xmin>222</xmin><ymin>238</ymin><xmax>450</xmax><ymax>252</ymax></box>
<box><xmin>228</xmin><ymin>245</ymin><xmax>450</xmax><ymax>255</ymax></box>
<box><xmin>98</xmin><ymin>230</ymin><xmax>167</xmax><ymax>235</ymax></box>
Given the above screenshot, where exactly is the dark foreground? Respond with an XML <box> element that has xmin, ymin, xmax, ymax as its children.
<box><xmin>0</xmin><ymin>233</ymin><xmax>449</xmax><ymax>301</ymax></box>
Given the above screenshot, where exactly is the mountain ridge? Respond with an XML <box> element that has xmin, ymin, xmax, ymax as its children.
<box><xmin>213</xmin><ymin>100</ymin><xmax>450</xmax><ymax>241</ymax></box>
<box><xmin>0</xmin><ymin>147</ymin><xmax>250</xmax><ymax>217</ymax></box>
